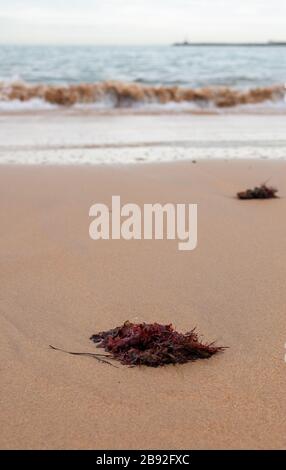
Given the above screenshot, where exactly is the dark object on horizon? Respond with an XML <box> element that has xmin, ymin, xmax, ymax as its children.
<box><xmin>173</xmin><ymin>40</ymin><xmax>286</xmax><ymax>47</ymax></box>
<box><xmin>237</xmin><ymin>184</ymin><xmax>278</xmax><ymax>200</ymax></box>
<box><xmin>173</xmin><ymin>40</ymin><xmax>192</xmax><ymax>47</ymax></box>
<box><xmin>268</xmin><ymin>41</ymin><xmax>286</xmax><ymax>46</ymax></box>
<box><xmin>90</xmin><ymin>321</ymin><xmax>225</xmax><ymax>367</ymax></box>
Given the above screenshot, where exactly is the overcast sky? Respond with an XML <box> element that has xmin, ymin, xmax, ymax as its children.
<box><xmin>0</xmin><ymin>0</ymin><xmax>285</xmax><ymax>45</ymax></box>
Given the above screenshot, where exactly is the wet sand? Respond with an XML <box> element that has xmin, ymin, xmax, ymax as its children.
<box><xmin>1</xmin><ymin>159</ymin><xmax>286</xmax><ymax>449</ymax></box>
<box><xmin>1</xmin><ymin>112</ymin><xmax>286</xmax><ymax>164</ymax></box>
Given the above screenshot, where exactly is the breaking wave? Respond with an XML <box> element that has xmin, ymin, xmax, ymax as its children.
<box><xmin>0</xmin><ymin>79</ymin><xmax>285</xmax><ymax>111</ymax></box>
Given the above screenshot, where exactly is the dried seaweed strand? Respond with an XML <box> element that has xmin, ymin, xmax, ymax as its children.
<box><xmin>49</xmin><ymin>345</ymin><xmax>118</xmax><ymax>368</ymax></box>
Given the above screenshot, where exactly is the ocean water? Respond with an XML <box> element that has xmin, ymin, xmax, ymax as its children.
<box><xmin>1</xmin><ymin>113</ymin><xmax>286</xmax><ymax>164</ymax></box>
<box><xmin>0</xmin><ymin>45</ymin><xmax>286</xmax><ymax>111</ymax></box>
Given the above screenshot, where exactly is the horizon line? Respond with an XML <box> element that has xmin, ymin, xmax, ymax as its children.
<box><xmin>0</xmin><ymin>40</ymin><xmax>286</xmax><ymax>47</ymax></box>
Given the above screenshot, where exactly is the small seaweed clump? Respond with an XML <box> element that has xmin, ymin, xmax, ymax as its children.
<box><xmin>90</xmin><ymin>321</ymin><xmax>224</xmax><ymax>367</ymax></box>
<box><xmin>237</xmin><ymin>184</ymin><xmax>278</xmax><ymax>200</ymax></box>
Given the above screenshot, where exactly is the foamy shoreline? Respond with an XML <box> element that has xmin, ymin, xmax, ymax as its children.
<box><xmin>1</xmin><ymin>113</ymin><xmax>286</xmax><ymax>164</ymax></box>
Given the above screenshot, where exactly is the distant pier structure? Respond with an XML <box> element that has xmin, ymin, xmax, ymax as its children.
<box><xmin>173</xmin><ymin>40</ymin><xmax>286</xmax><ymax>47</ymax></box>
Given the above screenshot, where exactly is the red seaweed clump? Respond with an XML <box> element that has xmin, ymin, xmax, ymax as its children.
<box><xmin>90</xmin><ymin>321</ymin><xmax>225</xmax><ymax>367</ymax></box>
<box><xmin>237</xmin><ymin>184</ymin><xmax>278</xmax><ymax>200</ymax></box>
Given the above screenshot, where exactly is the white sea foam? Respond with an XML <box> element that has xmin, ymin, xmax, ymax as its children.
<box><xmin>1</xmin><ymin>113</ymin><xmax>286</xmax><ymax>165</ymax></box>
<box><xmin>0</xmin><ymin>96</ymin><xmax>285</xmax><ymax>114</ymax></box>
<box><xmin>0</xmin><ymin>98</ymin><xmax>57</xmax><ymax>111</ymax></box>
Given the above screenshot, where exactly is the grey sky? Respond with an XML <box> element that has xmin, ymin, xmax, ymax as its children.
<box><xmin>0</xmin><ymin>0</ymin><xmax>285</xmax><ymax>44</ymax></box>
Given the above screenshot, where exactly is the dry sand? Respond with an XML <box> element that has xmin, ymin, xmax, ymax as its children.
<box><xmin>1</xmin><ymin>159</ymin><xmax>286</xmax><ymax>449</ymax></box>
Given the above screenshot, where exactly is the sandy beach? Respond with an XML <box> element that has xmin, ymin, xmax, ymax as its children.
<box><xmin>1</xmin><ymin>159</ymin><xmax>286</xmax><ymax>449</ymax></box>
<box><xmin>2</xmin><ymin>2</ymin><xmax>286</xmax><ymax>453</ymax></box>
